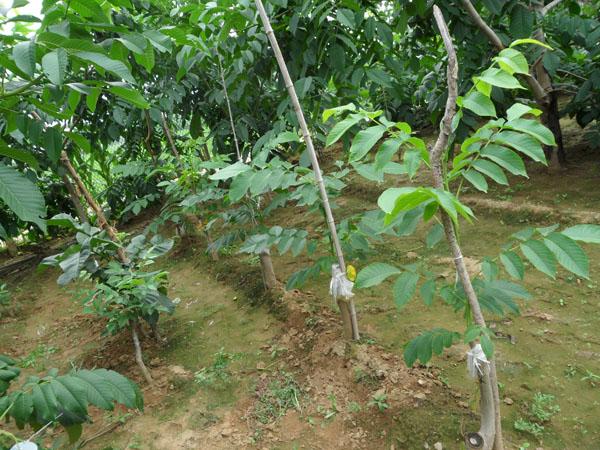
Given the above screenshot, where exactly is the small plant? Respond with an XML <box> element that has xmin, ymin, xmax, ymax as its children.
<box><xmin>19</xmin><ymin>344</ymin><xmax>58</xmax><ymax>370</ymax></box>
<box><xmin>368</xmin><ymin>391</ymin><xmax>389</xmax><ymax>412</ymax></box>
<box><xmin>194</xmin><ymin>348</ymin><xmax>238</xmax><ymax>388</ymax></box>
<box><xmin>317</xmin><ymin>393</ymin><xmax>339</xmax><ymax>420</ymax></box>
<box><xmin>514</xmin><ymin>392</ymin><xmax>560</xmax><ymax>439</ymax></box>
<box><xmin>581</xmin><ymin>370</ymin><xmax>600</xmax><ymax>387</ymax></box>
<box><xmin>253</xmin><ymin>372</ymin><xmax>301</xmax><ymax>424</ymax></box>
<box><xmin>347</xmin><ymin>401</ymin><xmax>362</xmax><ymax>413</ymax></box>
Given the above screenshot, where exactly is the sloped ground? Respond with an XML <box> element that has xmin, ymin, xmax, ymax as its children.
<box><xmin>2</xmin><ymin>119</ymin><xmax>600</xmax><ymax>449</ymax></box>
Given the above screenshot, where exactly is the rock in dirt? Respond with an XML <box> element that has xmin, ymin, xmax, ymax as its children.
<box><xmin>503</xmin><ymin>397</ymin><xmax>514</xmax><ymax>405</ymax></box>
<box><xmin>434</xmin><ymin>442</ymin><xmax>443</xmax><ymax>450</ymax></box>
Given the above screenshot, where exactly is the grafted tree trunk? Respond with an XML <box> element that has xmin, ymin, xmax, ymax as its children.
<box><xmin>461</xmin><ymin>0</ymin><xmax>565</xmax><ymax>167</ymax></box>
<box><xmin>259</xmin><ymin>249</ymin><xmax>277</xmax><ymax>290</ymax></box>
<box><xmin>60</xmin><ymin>150</ymin><xmax>153</xmax><ymax>384</ymax></box>
<box><xmin>62</xmin><ymin>174</ymin><xmax>88</xmax><ymax>223</ymax></box>
<box><xmin>431</xmin><ymin>7</ymin><xmax>500</xmax><ymax>450</ymax></box>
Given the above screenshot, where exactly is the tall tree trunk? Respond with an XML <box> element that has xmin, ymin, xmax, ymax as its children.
<box><xmin>431</xmin><ymin>8</ymin><xmax>501</xmax><ymax>450</ymax></box>
<box><xmin>259</xmin><ymin>249</ymin><xmax>277</xmax><ymax>290</ymax></box>
<box><xmin>255</xmin><ymin>0</ymin><xmax>359</xmax><ymax>340</ymax></box>
<box><xmin>62</xmin><ymin>174</ymin><xmax>88</xmax><ymax>223</ymax></box>
<box><xmin>61</xmin><ymin>151</ymin><xmax>153</xmax><ymax>384</ymax></box>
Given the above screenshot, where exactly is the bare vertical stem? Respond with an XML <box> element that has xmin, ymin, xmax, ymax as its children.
<box><xmin>431</xmin><ymin>6</ymin><xmax>501</xmax><ymax>450</ymax></box>
<box><xmin>132</xmin><ymin>322</ymin><xmax>153</xmax><ymax>384</ymax></box>
<box><xmin>217</xmin><ymin>55</ymin><xmax>241</xmax><ymax>160</ymax></box>
<box><xmin>144</xmin><ymin>110</ymin><xmax>158</xmax><ymax>165</ymax></box>
<box><xmin>254</xmin><ymin>0</ymin><xmax>359</xmax><ymax>340</ymax></box>
<box><xmin>160</xmin><ymin>112</ymin><xmax>182</xmax><ymax>163</ymax></box>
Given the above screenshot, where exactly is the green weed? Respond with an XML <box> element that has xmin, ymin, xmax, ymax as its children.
<box><xmin>194</xmin><ymin>348</ymin><xmax>239</xmax><ymax>388</ymax></box>
<box><xmin>253</xmin><ymin>371</ymin><xmax>301</xmax><ymax>424</ymax></box>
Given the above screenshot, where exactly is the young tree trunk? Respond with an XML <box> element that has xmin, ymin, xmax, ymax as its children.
<box><xmin>431</xmin><ymin>8</ymin><xmax>501</xmax><ymax>450</ymax></box>
<box><xmin>62</xmin><ymin>174</ymin><xmax>88</xmax><ymax>223</ymax></box>
<box><xmin>61</xmin><ymin>151</ymin><xmax>154</xmax><ymax>384</ymax></box>
<box><xmin>255</xmin><ymin>0</ymin><xmax>360</xmax><ymax>340</ymax></box>
<box><xmin>144</xmin><ymin>111</ymin><xmax>159</xmax><ymax>165</ymax></box>
<box><xmin>160</xmin><ymin>112</ymin><xmax>182</xmax><ymax>164</ymax></box>
<box><xmin>259</xmin><ymin>249</ymin><xmax>277</xmax><ymax>290</ymax></box>
<box><xmin>217</xmin><ymin>55</ymin><xmax>241</xmax><ymax>161</ymax></box>
<box><xmin>5</xmin><ymin>238</ymin><xmax>17</xmax><ymax>257</ymax></box>
<box><xmin>132</xmin><ymin>322</ymin><xmax>153</xmax><ymax>384</ymax></box>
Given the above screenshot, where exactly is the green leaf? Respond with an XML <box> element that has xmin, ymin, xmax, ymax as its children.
<box><xmin>476</xmin><ymin>68</ymin><xmax>524</xmax><ymax>90</ymax></box>
<box><xmin>480</xmin><ymin>144</ymin><xmax>527</xmax><ymax>177</ymax></box>
<box><xmin>463</xmin><ymin>169</ymin><xmax>489</xmax><ymax>192</ymax></box>
<box><xmin>70</xmin><ymin>0</ymin><xmax>106</xmax><ymax>19</ymax></box>
<box><xmin>506</xmin><ymin>103</ymin><xmax>542</xmax><ymax>121</ymax></box>
<box><xmin>403</xmin><ymin>148</ymin><xmax>421</xmax><ymax>179</ymax></box>
<box><xmin>12</xmin><ymin>40</ymin><xmax>36</xmax><ymax>77</ymax></box>
<box><xmin>520</xmin><ymin>240</ymin><xmax>557</xmax><ymax>278</ymax></box>
<box><xmin>354</xmin><ymin>262</ymin><xmax>401</xmax><ymax>288</ymax></box>
<box><xmin>505</xmin><ymin>118</ymin><xmax>556</xmax><ymax>146</ymax></box>
<box><xmin>66</xmin><ymin>423</ymin><xmax>83</xmax><ymax>443</ymax></box>
<box><xmin>500</xmin><ymin>251</ymin><xmax>525</xmax><ymax>280</ymax></box>
<box><xmin>544</xmin><ymin>233</ymin><xmax>589</xmax><ymax>279</ymax></box>
<box><xmin>42</xmin><ymin>48</ymin><xmax>68</xmax><ymax>86</ymax></box>
<box><xmin>209</xmin><ymin>161</ymin><xmax>251</xmax><ymax>181</ymax></box>
<box><xmin>86</xmin><ymin>88</ymin><xmax>101</xmax><ymax>113</ymax></box>
<box><xmin>108</xmin><ymin>86</ymin><xmax>149</xmax><ymax>109</ymax></box>
<box><xmin>336</xmin><ymin>8</ymin><xmax>355</xmax><ymax>29</ymax></box>
<box><xmin>463</xmin><ymin>91</ymin><xmax>496</xmax><ymax>117</ymax></box>
<box><xmin>492</xmin><ymin>131</ymin><xmax>546</xmax><ymax>164</ymax></box>
<box><xmin>420</xmin><ymin>279</ymin><xmax>436</xmax><ymax>306</ymax></box>
<box><xmin>326</xmin><ymin>114</ymin><xmax>363</xmax><ymax>147</ymax></box>
<box><xmin>510</xmin><ymin>38</ymin><xmax>553</xmax><ymax>50</ymax></box>
<box><xmin>494</xmin><ymin>48</ymin><xmax>529</xmax><ymax>75</ymax></box>
<box><xmin>480</xmin><ymin>334</ymin><xmax>494</xmax><ymax>359</ymax></box>
<box><xmin>74</xmin><ymin>51</ymin><xmax>135</xmax><ymax>84</ymax></box>
<box><xmin>393</xmin><ymin>272</ymin><xmax>419</xmax><ymax>308</ymax></box>
<box><xmin>509</xmin><ymin>4</ymin><xmax>534</xmax><ymax>38</ymax></box>
<box><xmin>562</xmin><ymin>225</ymin><xmax>600</xmax><ymax>244</ymax></box>
<box><xmin>322</xmin><ymin>103</ymin><xmax>355</xmax><ymax>122</ymax></box>
<box><xmin>349</xmin><ymin>125</ymin><xmax>386</xmax><ymax>162</ymax></box>
<box><xmin>425</xmin><ymin>223</ymin><xmax>444</xmax><ymax>248</ymax></box>
<box><xmin>472</xmin><ymin>160</ymin><xmax>508</xmax><ymax>185</ymax></box>
<box><xmin>0</xmin><ymin>163</ymin><xmax>46</xmax><ymax>232</ymax></box>
<box><xmin>366</xmin><ymin>68</ymin><xmax>393</xmax><ymax>88</ymax></box>
<box><xmin>0</xmin><ymin>140</ymin><xmax>39</xmax><ymax>170</ymax></box>
<box><xmin>404</xmin><ymin>328</ymin><xmax>459</xmax><ymax>367</ymax></box>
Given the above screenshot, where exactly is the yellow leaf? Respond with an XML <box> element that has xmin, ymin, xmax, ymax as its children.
<box><xmin>346</xmin><ymin>264</ymin><xmax>357</xmax><ymax>282</ymax></box>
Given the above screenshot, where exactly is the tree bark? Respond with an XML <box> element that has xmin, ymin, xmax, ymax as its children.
<box><xmin>132</xmin><ymin>322</ymin><xmax>153</xmax><ymax>384</ymax></box>
<box><xmin>5</xmin><ymin>238</ymin><xmax>17</xmax><ymax>257</ymax></box>
<box><xmin>62</xmin><ymin>174</ymin><xmax>88</xmax><ymax>223</ymax></box>
<box><xmin>144</xmin><ymin>111</ymin><xmax>159</xmax><ymax>165</ymax></box>
<box><xmin>431</xmin><ymin>7</ymin><xmax>501</xmax><ymax>450</ymax></box>
<box><xmin>259</xmin><ymin>249</ymin><xmax>277</xmax><ymax>290</ymax></box>
<box><xmin>255</xmin><ymin>0</ymin><xmax>360</xmax><ymax>340</ymax></box>
<box><xmin>160</xmin><ymin>112</ymin><xmax>182</xmax><ymax>163</ymax></box>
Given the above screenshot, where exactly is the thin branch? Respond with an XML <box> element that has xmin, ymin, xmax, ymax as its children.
<box><xmin>217</xmin><ymin>55</ymin><xmax>241</xmax><ymax>160</ymax></box>
<box><xmin>460</xmin><ymin>0</ymin><xmax>504</xmax><ymax>50</ymax></box>
<box><xmin>160</xmin><ymin>112</ymin><xmax>182</xmax><ymax>163</ymax></box>
<box><xmin>541</xmin><ymin>0</ymin><xmax>565</xmax><ymax>15</ymax></box>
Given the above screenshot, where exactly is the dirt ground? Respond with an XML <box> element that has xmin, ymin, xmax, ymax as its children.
<box><xmin>2</xmin><ymin>118</ymin><xmax>600</xmax><ymax>449</ymax></box>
